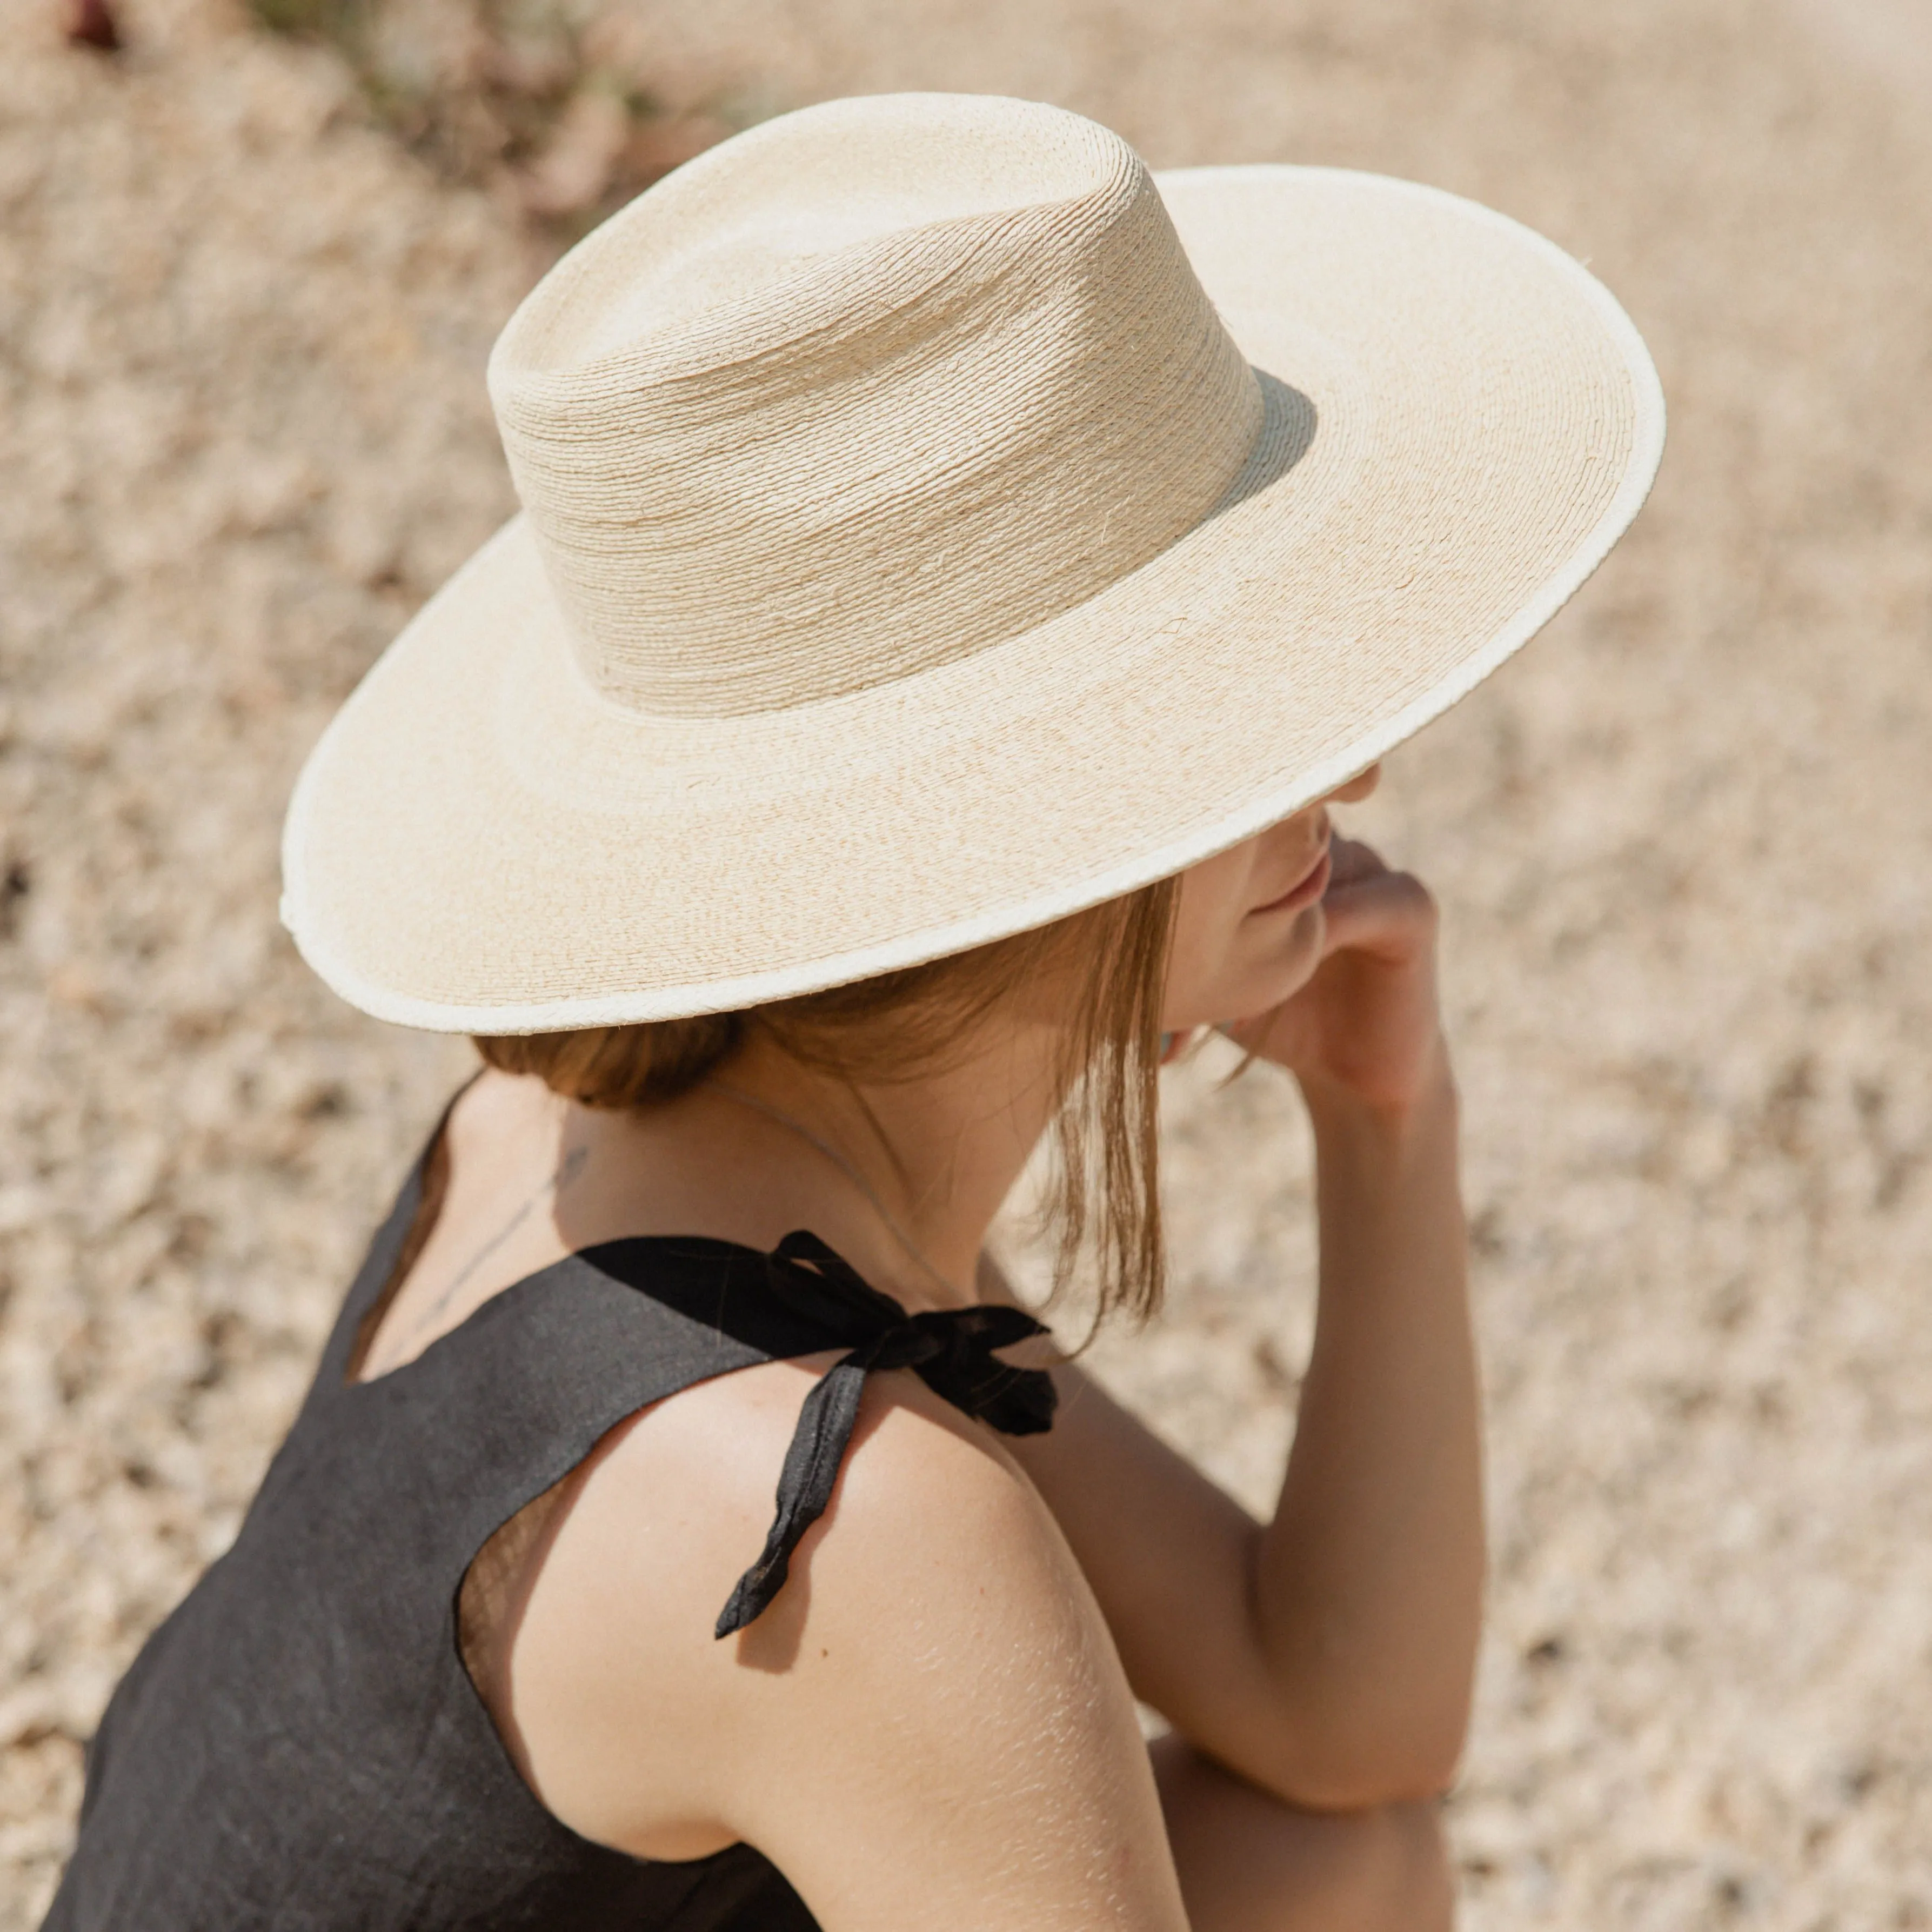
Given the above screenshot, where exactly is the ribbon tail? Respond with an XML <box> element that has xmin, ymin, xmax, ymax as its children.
<box><xmin>714</xmin><ymin>1354</ymin><xmax>870</xmax><ymax>1639</ymax></box>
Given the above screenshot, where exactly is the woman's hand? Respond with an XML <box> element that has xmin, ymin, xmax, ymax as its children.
<box><xmin>1221</xmin><ymin>838</ymin><xmax>1446</xmax><ymax>1116</ymax></box>
<box><xmin>1214</xmin><ymin>840</ymin><xmax>1478</xmax><ymax>1807</ymax></box>
<box><xmin>1026</xmin><ymin>832</ymin><xmax>1481</xmax><ymax>1815</ymax></box>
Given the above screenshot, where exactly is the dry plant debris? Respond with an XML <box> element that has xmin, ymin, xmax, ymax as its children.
<box><xmin>246</xmin><ymin>0</ymin><xmax>744</xmax><ymax>234</ymax></box>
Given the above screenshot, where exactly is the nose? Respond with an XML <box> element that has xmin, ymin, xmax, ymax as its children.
<box><xmin>1323</xmin><ymin>762</ymin><xmax>1382</xmax><ymax>807</ymax></box>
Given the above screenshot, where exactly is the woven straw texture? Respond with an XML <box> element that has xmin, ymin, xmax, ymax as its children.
<box><xmin>282</xmin><ymin>93</ymin><xmax>1664</xmax><ymax>1032</ymax></box>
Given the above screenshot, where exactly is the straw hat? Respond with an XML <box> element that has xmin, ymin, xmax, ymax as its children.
<box><xmin>282</xmin><ymin>92</ymin><xmax>1663</xmax><ymax>1034</ymax></box>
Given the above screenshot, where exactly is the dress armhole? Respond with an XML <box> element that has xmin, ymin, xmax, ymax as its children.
<box><xmin>456</xmin><ymin>1472</ymin><xmax>572</xmax><ymax>1709</ymax></box>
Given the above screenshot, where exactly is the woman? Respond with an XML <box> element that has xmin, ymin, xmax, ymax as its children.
<box><xmin>47</xmin><ymin>91</ymin><xmax>1662</xmax><ymax>1930</ymax></box>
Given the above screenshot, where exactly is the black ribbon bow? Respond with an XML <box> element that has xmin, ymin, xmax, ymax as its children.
<box><xmin>714</xmin><ymin>1231</ymin><xmax>1058</xmax><ymax>1638</ymax></box>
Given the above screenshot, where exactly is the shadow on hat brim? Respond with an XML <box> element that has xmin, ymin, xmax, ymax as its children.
<box><xmin>282</xmin><ymin>165</ymin><xmax>1664</xmax><ymax>1034</ymax></box>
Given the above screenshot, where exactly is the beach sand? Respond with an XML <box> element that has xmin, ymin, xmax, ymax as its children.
<box><xmin>3</xmin><ymin>0</ymin><xmax>1930</xmax><ymax>1921</ymax></box>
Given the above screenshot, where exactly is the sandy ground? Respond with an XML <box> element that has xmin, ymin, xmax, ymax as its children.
<box><xmin>4</xmin><ymin>0</ymin><xmax>1931</xmax><ymax>1923</ymax></box>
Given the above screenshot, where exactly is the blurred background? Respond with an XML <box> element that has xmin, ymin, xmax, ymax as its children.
<box><xmin>4</xmin><ymin>0</ymin><xmax>1930</xmax><ymax>1922</ymax></box>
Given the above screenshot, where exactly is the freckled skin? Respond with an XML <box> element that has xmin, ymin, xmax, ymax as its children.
<box><xmin>362</xmin><ymin>761</ymin><xmax>1475</xmax><ymax>1930</ymax></box>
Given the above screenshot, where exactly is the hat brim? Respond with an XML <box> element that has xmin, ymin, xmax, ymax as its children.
<box><xmin>282</xmin><ymin>165</ymin><xmax>1664</xmax><ymax>1033</ymax></box>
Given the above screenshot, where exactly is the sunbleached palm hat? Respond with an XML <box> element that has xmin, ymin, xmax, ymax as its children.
<box><xmin>282</xmin><ymin>91</ymin><xmax>1664</xmax><ymax>1034</ymax></box>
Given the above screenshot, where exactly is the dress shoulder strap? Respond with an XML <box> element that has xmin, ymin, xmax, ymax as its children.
<box><xmin>598</xmin><ymin>1231</ymin><xmax>1061</xmax><ymax>1636</ymax></box>
<box><xmin>309</xmin><ymin>1074</ymin><xmax>494</xmax><ymax>1399</ymax></box>
<box><xmin>306</xmin><ymin>1138</ymin><xmax>435</xmax><ymax>1398</ymax></box>
<box><xmin>286</xmin><ymin>1088</ymin><xmax>1065</xmax><ymax>1643</ymax></box>
<box><xmin>362</xmin><ymin>1228</ymin><xmax>1062</xmax><ymax>1637</ymax></box>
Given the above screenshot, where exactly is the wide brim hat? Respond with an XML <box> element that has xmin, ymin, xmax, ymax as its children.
<box><xmin>283</xmin><ymin>92</ymin><xmax>1664</xmax><ymax>1033</ymax></box>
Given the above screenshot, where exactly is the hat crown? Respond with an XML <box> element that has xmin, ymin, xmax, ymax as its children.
<box><xmin>488</xmin><ymin>93</ymin><xmax>1263</xmax><ymax>718</ymax></box>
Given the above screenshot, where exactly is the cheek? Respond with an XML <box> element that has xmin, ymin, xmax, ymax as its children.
<box><xmin>1165</xmin><ymin>858</ymin><xmax>1253</xmax><ymax>1013</ymax></box>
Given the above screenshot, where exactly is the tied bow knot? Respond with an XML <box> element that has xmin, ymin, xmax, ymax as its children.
<box><xmin>714</xmin><ymin>1232</ymin><xmax>1057</xmax><ymax>1637</ymax></box>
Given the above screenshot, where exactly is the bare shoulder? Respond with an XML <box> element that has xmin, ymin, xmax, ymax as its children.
<box><xmin>501</xmin><ymin>1360</ymin><xmax>1186</xmax><ymax>1930</ymax></box>
<box><xmin>502</xmin><ymin>1358</ymin><xmax>1089</xmax><ymax>1788</ymax></box>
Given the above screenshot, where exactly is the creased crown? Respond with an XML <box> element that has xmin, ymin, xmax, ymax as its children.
<box><xmin>488</xmin><ymin>94</ymin><xmax>1263</xmax><ymax>719</ymax></box>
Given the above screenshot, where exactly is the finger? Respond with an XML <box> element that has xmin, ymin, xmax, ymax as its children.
<box><xmin>1323</xmin><ymin>835</ymin><xmax>1388</xmax><ymax>891</ymax></box>
<box><xmin>1316</xmin><ymin>868</ymin><xmax>1435</xmax><ymax>959</ymax></box>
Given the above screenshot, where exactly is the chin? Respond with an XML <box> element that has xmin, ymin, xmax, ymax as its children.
<box><xmin>1218</xmin><ymin>910</ymin><xmax>1325</xmax><ymax>1021</ymax></box>
<box><xmin>1265</xmin><ymin>903</ymin><xmax>1325</xmax><ymax>978</ymax></box>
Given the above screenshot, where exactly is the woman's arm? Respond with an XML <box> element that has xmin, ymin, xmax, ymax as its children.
<box><xmin>1252</xmin><ymin>1051</ymin><xmax>1479</xmax><ymax>1803</ymax></box>
<box><xmin>999</xmin><ymin>839</ymin><xmax>1484</xmax><ymax>1810</ymax></box>
<box><xmin>491</xmin><ymin>1359</ymin><xmax>1194</xmax><ymax>1931</ymax></box>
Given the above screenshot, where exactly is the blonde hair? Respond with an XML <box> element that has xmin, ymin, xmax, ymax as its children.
<box><xmin>475</xmin><ymin>880</ymin><xmax>1179</xmax><ymax>1325</ymax></box>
